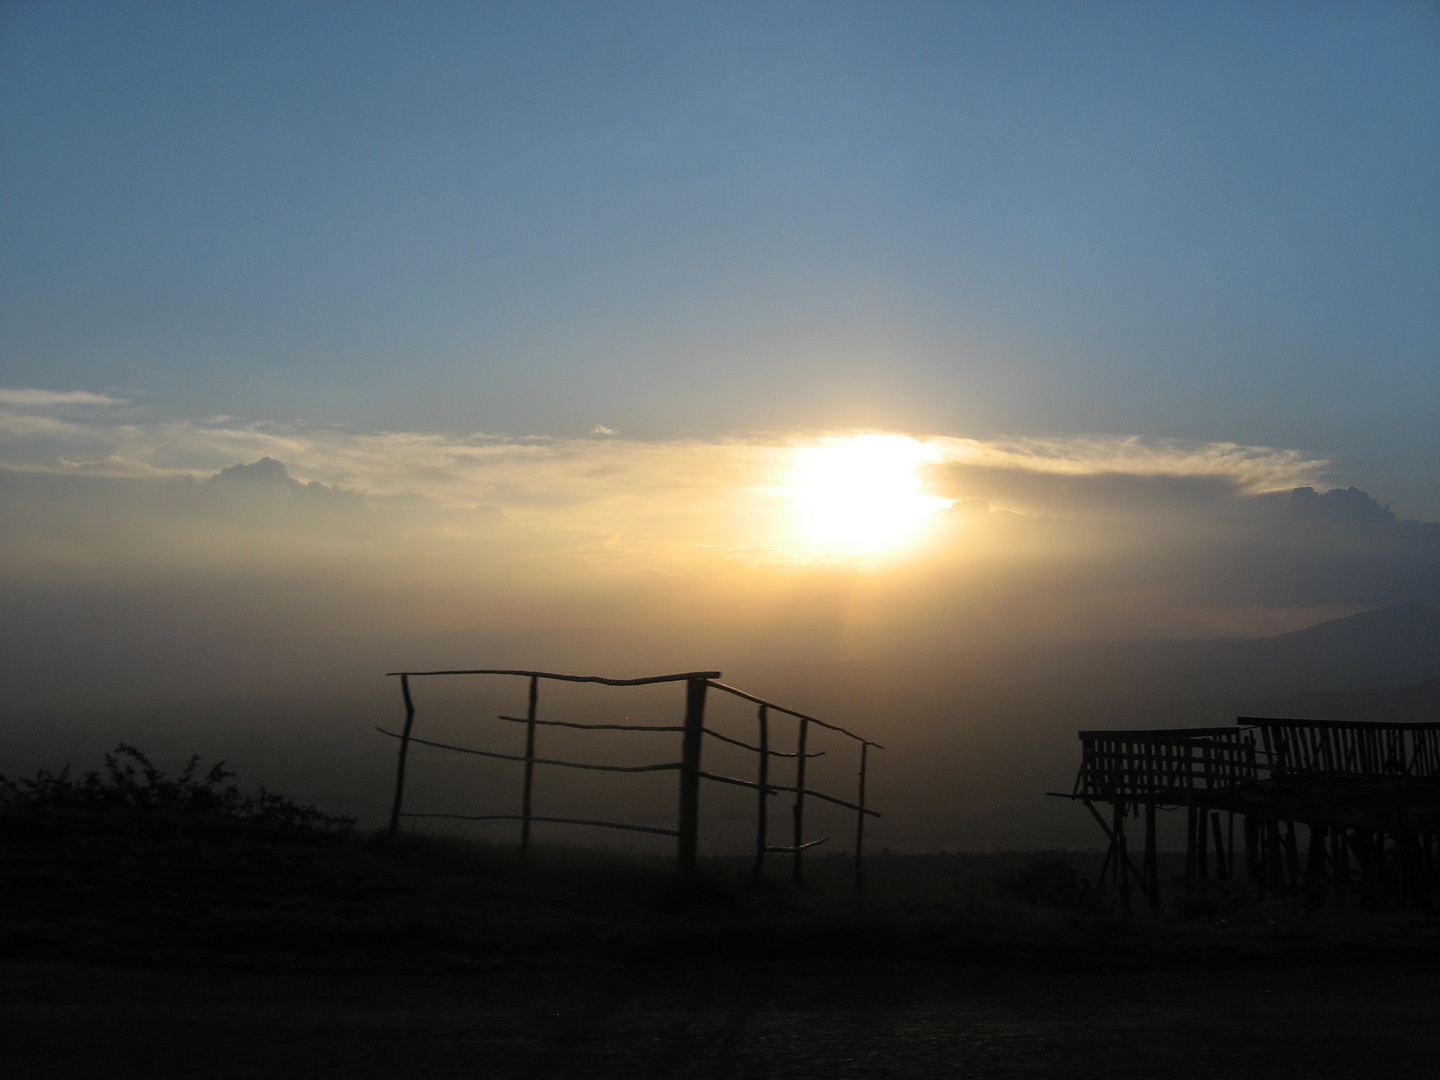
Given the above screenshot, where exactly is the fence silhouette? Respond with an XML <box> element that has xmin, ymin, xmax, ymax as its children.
<box><xmin>1055</xmin><ymin>717</ymin><xmax>1440</xmax><ymax>911</ymax></box>
<box><xmin>379</xmin><ymin>668</ymin><xmax>881</xmax><ymax>887</ymax></box>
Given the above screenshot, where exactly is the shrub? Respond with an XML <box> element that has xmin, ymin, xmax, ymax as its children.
<box><xmin>0</xmin><ymin>743</ymin><xmax>353</xmax><ymax>831</ymax></box>
<box><xmin>994</xmin><ymin>850</ymin><xmax>1091</xmax><ymax>909</ymax></box>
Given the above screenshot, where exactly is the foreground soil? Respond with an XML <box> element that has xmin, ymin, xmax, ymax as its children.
<box><xmin>4</xmin><ymin>816</ymin><xmax>1439</xmax><ymax>1078</ymax></box>
<box><xmin>6</xmin><ymin>957</ymin><xmax>1439</xmax><ymax>1079</ymax></box>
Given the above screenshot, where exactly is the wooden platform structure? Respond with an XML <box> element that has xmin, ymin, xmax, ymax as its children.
<box><xmin>1054</xmin><ymin>717</ymin><xmax>1440</xmax><ymax>910</ymax></box>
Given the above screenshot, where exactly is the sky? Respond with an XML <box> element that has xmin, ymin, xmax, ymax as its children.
<box><xmin>1</xmin><ymin>2</ymin><xmax>1437</xmax><ymax>842</ymax></box>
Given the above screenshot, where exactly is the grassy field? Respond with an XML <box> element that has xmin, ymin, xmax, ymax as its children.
<box><xmin>4</xmin><ymin>754</ymin><xmax>1440</xmax><ymax>1078</ymax></box>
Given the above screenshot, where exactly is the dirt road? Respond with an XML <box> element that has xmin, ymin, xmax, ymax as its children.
<box><xmin>4</xmin><ymin>958</ymin><xmax>1436</xmax><ymax>1079</ymax></box>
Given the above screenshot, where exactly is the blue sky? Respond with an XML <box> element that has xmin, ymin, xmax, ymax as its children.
<box><xmin>3</xmin><ymin>2</ymin><xmax>1435</xmax><ymax>514</ymax></box>
<box><xmin>0</xmin><ymin>0</ymin><xmax>1433</xmax><ymax>501</ymax></box>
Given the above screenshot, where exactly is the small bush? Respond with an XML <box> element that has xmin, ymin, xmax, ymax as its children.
<box><xmin>0</xmin><ymin>743</ymin><xmax>353</xmax><ymax>831</ymax></box>
<box><xmin>994</xmin><ymin>850</ymin><xmax>1091</xmax><ymax>909</ymax></box>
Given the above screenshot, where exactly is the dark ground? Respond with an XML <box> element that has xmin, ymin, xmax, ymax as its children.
<box><xmin>4</xmin><ymin>815</ymin><xmax>1439</xmax><ymax>1079</ymax></box>
<box><xmin>6</xmin><ymin>957</ymin><xmax>1439</xmax><ymax>1080</ymax></box>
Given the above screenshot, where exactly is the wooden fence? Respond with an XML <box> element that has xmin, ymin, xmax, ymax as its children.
<box><xmin>378</xmin><ymin>668</ymin><xmax>882</xmax><ymax>888</ymax></box>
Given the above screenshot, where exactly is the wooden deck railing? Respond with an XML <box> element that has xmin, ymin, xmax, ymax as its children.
<box><xmin>1073</xmin><ymin>726</ymin><xmax>1261</xmax><ymax>803</ymax></box>
<box><xmin>1239</xmin><ymin>717</ymin><xmax>1440</xmax><ymax>780</ymax></box>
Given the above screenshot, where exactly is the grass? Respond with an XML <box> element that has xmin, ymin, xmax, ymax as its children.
<box><xmin>3</xmin><ymin>748</ymin><xmax>1439</xmax><ymax>974</ymax></box>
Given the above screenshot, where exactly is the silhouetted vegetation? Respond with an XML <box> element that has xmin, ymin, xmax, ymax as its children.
<box><xmin>992</xmin><ymin>850</ymin><xmax>1092</xmax><ymax>909</ymax></box>
<box><xmin>0</xmin><ymin>743</ymin><xmax>354</xmax><ymax>831</ymax></box>
<box><xmin>5</xmin><ymin>745</ymin><xmax>1440</xmax><ymax>988</ymax></box>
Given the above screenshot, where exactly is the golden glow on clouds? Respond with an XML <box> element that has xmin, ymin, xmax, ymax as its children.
<box><xmin>0</xmin><ymin>389</ymin><xmax>1334</xmax><ymax>572</ymax></box>
<box><xmin>783</xmin><ymin>433</ymin><xmax>951</xmax><ymax>555</ymax></box>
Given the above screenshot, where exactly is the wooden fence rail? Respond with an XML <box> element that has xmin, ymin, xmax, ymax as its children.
<box><xmin>381</xmin><ymin>668</ymin><xmax>881</xmax><ymax>888</ymax></box>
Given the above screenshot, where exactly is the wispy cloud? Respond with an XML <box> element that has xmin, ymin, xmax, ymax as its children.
<box><xmin>0</xmin><ymin>391</ymin><xmax>1331</xmax><ymax>536</ymax></box>
<box><xmin>0</xmin><ymin>391</ymin><xmax>1432</xmax><ymax>643</ymax></box>
<box><xmin>922</xmin><ymin>435</ymin><xmax>1326</xmax><ymax>507</ymax></box>
<box><xmin>0</xmin><ymin>388</ymin><xmax>128</xmax><ymax>407</ymax></box>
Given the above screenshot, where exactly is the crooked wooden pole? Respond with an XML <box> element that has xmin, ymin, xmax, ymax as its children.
<box><xmin>519</xmin><ymin>675</ymin><xmax>539</xmax><ymax>863</ymax></box>
<box><xmin>753</xmin><ymin>704</ymin><xmax>769</xmax><ymax>882</ymax></box>
<box><xmin>677</xmin><ymin>677</ymin><xmax>707</xmax><ymax>874</ymax></box>
<box><xmin>854</xmin><ymin>741</ymin><xmax>869</xmax><ymax>892</ymax></box>
<box><xmin>387</xmin><ymin>674</ymin><xmax>417</xmax><ymax>837</ymax></box>
<box><xmin>792</xmin><ymin>716</ymin><xmax>809</xmax><ymax>886</ymax></box>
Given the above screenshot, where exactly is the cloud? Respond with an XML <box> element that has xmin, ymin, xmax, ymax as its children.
<box><xmin>0</xmin><ymin>388</ymin><xmax>128</xmax><ymax>407</ymax></box>
<box><xmin>0</xmin><ymin>394</ymin><xmax>1433</xmax><ymax>645</ymax></box>
<box><xmin>1286</xmin><ymin>485</ymin><xmax>1395</xmax><ymax>525</ymax></box>
<box><xmin>922</xmin><ymin>435</ymin><xmax>1326</xmax><ymax>515</ymax></box>
<box><xmin>932</xmin><ymin>464</ymin><xmax>1252</xmax><ymax>515</ymax></box>
<box><xmin>207</xmin><ymin>456</ymin><xmax>364</xmax><ymax>508</ymax></box>
<box><xmin>0</xmin><ymin>398</ymin><xmax>1329</xmax><ymax>530</ymax></box>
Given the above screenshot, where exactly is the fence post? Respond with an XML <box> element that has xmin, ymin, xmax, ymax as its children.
<box><xmin>387</xmin><ymin>674</ymin><xmax>417</xmax><ymax>837</ymax></box>
<box><xmin>753</xmin><ymin>704</ymin><xmax>769</xmax><ymax>882</ymax></box>
<box><xmin>677</xmin><ymin>677</ymin><xmax>707</xmax><ymax>874</ymax></box>
<box><xmin>519</xmin><ymin>675</ymin><xmax>539</xmax><ymax>863</ymax></box>
<box><xmin>793</xmin><ymin>715</ymin><xmax>809</xmax><ymax>886</ymax></box>
<box><xmin>854</xmin><ymin>741</ymin><xmax>868</xmax><ymax>892</ymax></box>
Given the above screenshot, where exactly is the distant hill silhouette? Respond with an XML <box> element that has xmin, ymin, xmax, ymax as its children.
<box><xmin>1229</xmin><ymin>602</ymin><xmax>1440</xmax><ymax>694</ymax></box>
<box><xmin>1025</xmin><ymin>603</ymin><xmax>1440</xmax><ymax>710</ymax></box>
<box><xmin>1258</xmin><ymin>678</ymin><xmax>1440</xmax><ymax>723</ymax></box>
<box><xmin>1260</xmin><ymin>601</ymin><xmax>1440</xmax><ymax>661</ymax></box>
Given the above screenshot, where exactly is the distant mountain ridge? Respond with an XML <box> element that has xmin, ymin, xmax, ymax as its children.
<box><xmin>1245</xmin><ymin>601</ymin><xmax>1440</xmax><ymax>722</ymax></box>
<box><xmin>1258</xmin><ymin>679</ymin><xmax>1440</xmax><ymax>723</ymax></box>
<box><xmin>940</xmin><ymin>603</ymin><xmax>1440</xmax><ymax>728</ymax></box>
<box><xmin>1262</xmin><ymin>601</ymin><xmax>1440</xmax><ymax>654</ymax></box>
<box><xmin>1230</xmin><ymin>601</ymin><xmax>1440</xmax><ymax>695</ymax></box>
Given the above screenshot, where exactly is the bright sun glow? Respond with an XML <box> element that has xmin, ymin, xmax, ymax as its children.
<box><xmin>785</xmin><ymin>433</ymin><xmax>951</xmax><ymax>555</ymax></box>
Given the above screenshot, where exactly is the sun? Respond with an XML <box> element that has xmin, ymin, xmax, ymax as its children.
<box><xmin>784</xmin><ymin>433</ymin><xmax>950</xmax><ymax>555</ymax></box>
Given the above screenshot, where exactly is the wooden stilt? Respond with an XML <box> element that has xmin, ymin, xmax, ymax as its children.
<box><xmin>1284</xmin><ymin>821</ymin><xmax>1302</xmax><ymax>886</ymax></box>
<box><xmin>1268</xmin><ymin>819</ymin><xmax>1285</xmax><ymax>893</ymax></box>
<box><xmin>1144</xmin><ymin>801</ymin><xmax>1158</xmax><ymax>908</ymax></box>
<box><xmin>1210</xmin><ymin>812</ymin><xmax>1227</xmax><ymax>881</ymax></box>
<box><xmin>1331</xmin><ymin>825</ymin><xmax>1348</xmax><ymax>897</ymax></box>
<box><xmin>1244</xmin><ymin>815</ymin><xmax>1258</xmax><ymax>891</ymax></box>
<box><xmin>1114</xmin><ymin>800</ymin><xmax>1130</xmax><ymax>914</ymax></box>
<box><xmin>1196</xmin><ymin>801</ymin><xmax>1209</xmax><ymax>881</ymax></box>
<box><xmin>1185</xmin><ymin>804</ymin><xmax>1197</xmax><ymax>891</ymax></box>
